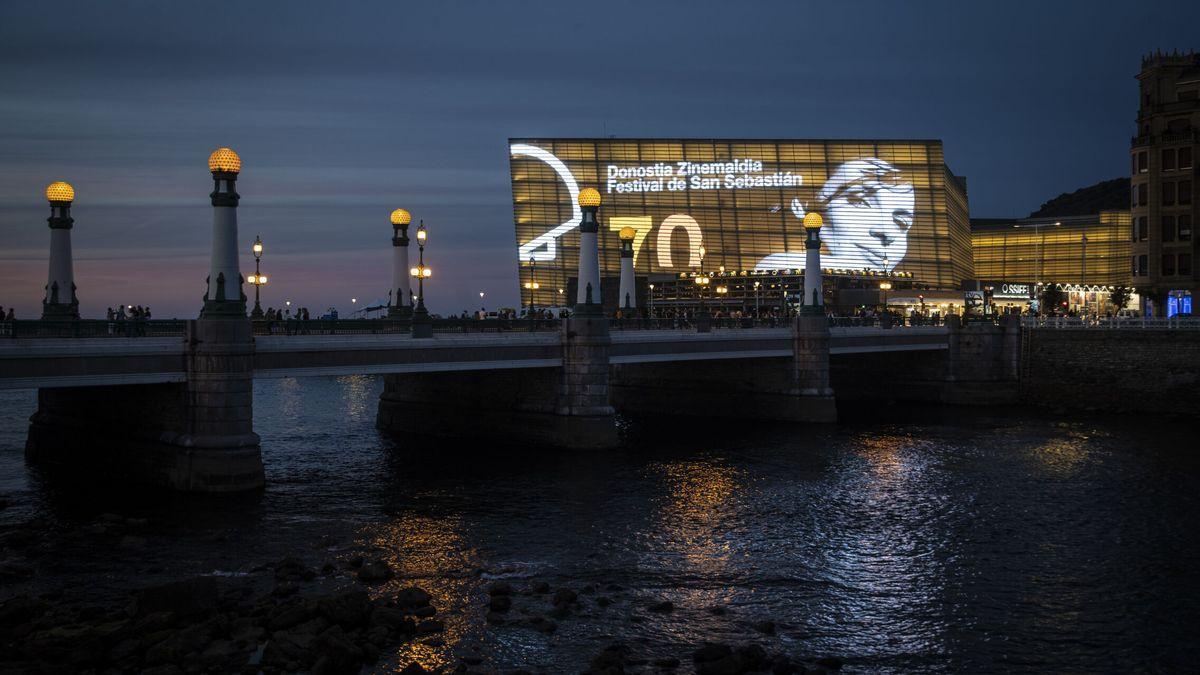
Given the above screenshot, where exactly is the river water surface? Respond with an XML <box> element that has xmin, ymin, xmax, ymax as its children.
<box><xmin>1</xmin><ymin>376</ymin><xmax>1197</xmax><ymax>672</ymax></box>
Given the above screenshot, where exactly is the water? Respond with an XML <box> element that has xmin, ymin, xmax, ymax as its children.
<box><xmin>1</xmin><ymin>377</ymin><xmax>1197</xmax><ymax>672</ymax></box>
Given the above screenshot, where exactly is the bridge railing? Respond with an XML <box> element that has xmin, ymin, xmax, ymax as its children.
<box><xmin>251</xmin><ymin>318</ymin><xmax>562</xmax><ymax>335</ymax></box>
<box><xmin>1020</xmin><ymin>316</ymin><xmax>1200</xmax><ymax>330</ymax></box>
<box><xmin>0</xmin><ymin>319</ymin><xmax>188</xmax><ymax>338</ymax></box>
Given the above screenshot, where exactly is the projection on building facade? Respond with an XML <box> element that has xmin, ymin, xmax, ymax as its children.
<box><xmin>510</xmin><ymin>139</ymin><xmax>972</xmax><ymax>305</ymax></box>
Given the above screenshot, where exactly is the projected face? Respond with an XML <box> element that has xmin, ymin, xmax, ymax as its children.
<box><xmin>821</xmin><ymin>159</ymin><xmax>914</xmax><ymax>271</ymax></box>
<box><xmin>754</xmin><ymin>158</ymin><xmax>914</xmax><ymax>272</ymax></box>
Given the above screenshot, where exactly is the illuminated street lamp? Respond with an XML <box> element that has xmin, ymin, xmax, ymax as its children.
<box><xmin>753</xmin><ymin>280</ymin><xmax>761</xmax><ymax>317</ymax></box>
<box><xmin>575</xmin><ymin>188</ymin><xmax>603</xmax><ymax>315</ymax></box>
<box><xmin>389</xmin><ymin>208</ymin><xmax>413</xmax><ymax>318</ymax></box>
<box><xmin>800</xmin><ymin>212</ymin><xmax>824</xmax><ymax>315</ymax></box>
<box><xmin>648</xmin><ymin>283</ymin><xmax>655</xmax><ymax>316</ymax></box>
<box><xmin>618</xmin><ymin>226</ymin><xmax>636</xmax><ymax>311</ymax></box>
<box><xmin>248</xmin><ymin>235</ymin><xmax>267</xmax><ymax>319</ymax></box>
<box><xmin>410</xmin><ymin>221</ymin><xmax>432</xmax><ymax>337</ymax></box>
<box><xmin>42</xmin><ymin>181</ymin><xmax>80</xmax><ymax>319</ymax></box>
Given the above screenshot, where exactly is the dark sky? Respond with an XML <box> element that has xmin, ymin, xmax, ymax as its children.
<box><xmin>1</xmin><ymin>0</ymin><xmax>1196</xmax><ymax>318</ymax></box>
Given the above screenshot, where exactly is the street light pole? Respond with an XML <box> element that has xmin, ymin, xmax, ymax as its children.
<box><xmin>410</xmin><ymin>221</ymin><xmax>432</xmax><ymax>338</ymax></box>
<box><xmin>249</xmin><ymin>235</ymin><xmax>267</xmax><ymax>320</ymax></box>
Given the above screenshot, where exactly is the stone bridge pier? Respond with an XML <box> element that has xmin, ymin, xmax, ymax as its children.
<box><xmin>26</xmin><ymin>318</ymin><xmax>265</xmax><ymax>491</ymax></box>
<box><xmin>609</xmin><ymin>315</ymin><xmax>837</xmax><ymax>423</ymax></box>
<box><xmin>376</xmin><ymin>316</ymin><xmax>619</xmax><ymax>448</ymax></box>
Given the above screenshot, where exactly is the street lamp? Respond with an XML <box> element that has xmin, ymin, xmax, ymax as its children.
<box><xmin>648</xmin><ymin>283</ymin><xmax>655</xmax><ymax>316</ymax></box>
<box><xmin>800</xmin><ymin>212</ymin><xmax>824</xmax><ymax>315</ymax></box>
<box><xmin>285</xmin><ymin>299</ymin><xmax>291</xmax><ymax>318</ymax></box>
<box><xmin>249</xmin><ymin>235</ymin><xmax>267</xmax><ymax>319</ymax></box>
<box><xmin>754</xmin><ymin>280</ymin><xmax>761</xmax><ymax>317</ymax></box>
<box><xmin>410</xmin><ymin>220</ymin><xmax>432</xmax><ymax>337</ymax></box>
<box><xmin>479</xmin><ymin>291</ymin><xmax>485</xmax><ymax>313</ymax></box>
<box><xmin>524</xmin><ymin>256</ymin><xmax>540</xmax><ymax>317</ymax></box>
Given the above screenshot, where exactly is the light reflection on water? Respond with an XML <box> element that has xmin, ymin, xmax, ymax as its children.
<box><xmin>0</xmin><ymin>378</ymin><xmax>1198</xmax><ymax>672</ymax></box>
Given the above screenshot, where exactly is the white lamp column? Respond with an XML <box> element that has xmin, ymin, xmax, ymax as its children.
<box><xmin>617</xmin><ymin>226</ymin><xmax>636</xmax><ymax>312</ymax></box>
<box><xmin>801</xmin><ymin>212</ymin><xmax>824</xmax><ymax>315</ymax></box>
<box><xmin>202</xmin><ymin>147</ymin><xmax>246</xmax><ymax>318</ymax></box>
<box><xmin>575</xmin><ymin>188</ymin><xmax>603</xmax><ymax>315</ymax></box>
<box><xmin>389</xmin><ymin>208</ymin><xmax>412</xmax><ymax>318</ymax></box>
<box><xmin>42</xmin><ymin>181</ymin><xmax>79</xmax><ymax>319</ymax></box>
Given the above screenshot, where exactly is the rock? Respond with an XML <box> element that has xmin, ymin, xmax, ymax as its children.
<box><xmin>412</xmin><ymin>604</ymin><xmax>437</xmax><ymax>618</ymax></box>
<box><xmin>131</xmin><ymin>577</ymin><xmax>217</xmax><ymax>618</ymax></box>
<box><xmin>399</xmin><ymin>664</ymin><xmax>428</xmax><ymax>675</ymax></box>
<box><xmin>119</xmin><ymin>535</ymin><xmax>147</xmax><ymax>548</ymax></box>
<box><xmin>596</xmin><ymin>596</ymin><xmax>612</xmax><ymax>607</ymax></box>
<box><xmin>653</xmin><ymin>656</ymin><xmax>681</xmax><ymax>668</ymax></box>
<box><xmin>268</xmin><ymin>602</ymin><xmax>316</xmax><ymax>631</ymax></box>
<box><xmin>489</xmin><ymin>595</ymin><xmax>512</xmax><ymax>612</ymax></box>
<box><xmin>734</xmin><ymin>644</ymin><xmax>770</xmax><ymax>670</ymax></box>
<box><xmin>318</xmin><ymin>591</ymin><xmax>372</xmax><ymax>628</ymax></box>
<box><xmin>814</xmin><ymin>656</ymin><xmax>842</xmax><ymax>670</ymax></box>
<box><xmin>529</xmin><ymin>581</ymin><xmax>550</xmax><ymax>594</ymax></box>
<box><xmin>485</xmin><ymin>611</ymin><xmax>506</xmax><ymax>625</ymax></box>
<box><xmin>199</xmin><ymin>638</ymin><xmax>241</xmax><ymax>665</ymax></box>
<box><xmin>361</xmin><ymin>641</ymin><xmax>381</xmax><ymax>663</ymax></box>
<box><xmin>416</xmin><ymin>618</ymin><xmax>444</xmax><ymax>634</ymax></box>
<box><xmin>310</xmin><ymin>625</ymin><xmax>363</xmax><ymax>675</ymax></box>
<box><xmin>708</xmin><ymin>606</ymin><xmax>728</xmax><ymax>616</ymax></box>
<box><xmin>369</xmin><ymin>606</ymin><xmax>408</xmax><ymax>630</ymax></box>
<box><xmin>753</xmin><ymin>620</ymin><xmax>776</xmax><ymax>634</ymax></box>
<box><xmin>320</xmin><ymin>562</ymin><xmax>337</xmax><ymax>576</ymax></box>
<box><xmin>356</xmin><ymin>559</ymin><xmax>393</xmax><ymax>584</ymax></box>
<box><xmin>487</xmin><ymin>581</ymin><xmax>513</xmax><ymax>596</ymax></box>
<box><xmin>272</xmin><ymin>581</ymin><xmax>300</xmax><ymax>598</ymax></box>
<box><xmin>348</xmin><ymin>555</ymin><xmax>364</xmax><ymax>568</ymax></box>
<box><xmin>0</xmin><ymin>497</ymin><xmax>9</xmax><ymax>510</ymax></box>
<box><xmin>647</xmin><ymin>600</ymin><xmax>674</xmax><ymax>613</ymax></box>
<box><xmin>693</xmin><ymin>643</ymin><xmax>733</xmax><ymax>663</ymax></box>
<box><xmin>143</xmin><ymin>625</ymin><xmax>212</xmax><ymax>664</ymax></box>
<box><xmin>275</xmin><ymin>557</ymin><xmax>316</xmax><ymax>582</ymax></box>
<box><xmin>395</xmin><ymin>586</ymin><xmax>432</xmax><ymax>609</ymax></box>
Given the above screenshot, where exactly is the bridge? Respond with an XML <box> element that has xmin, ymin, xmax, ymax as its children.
<box><xmin>7</xmin><ymin>149</ymin><xmax>1020</xmax><ymax>493</ymax></box>
<box><xmin>0</xmin><ymin>321</ymin><xmax>951</xmax><ymax>389</ymax></box>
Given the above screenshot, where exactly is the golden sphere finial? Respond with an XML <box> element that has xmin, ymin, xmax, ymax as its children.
<box><xmin>619</xmin><ymin>226</ymin><xmax>636</xmax><ymax>241</ymax></box>
<box><xmin>803</xmin><ymin>212</ymin><xmax>823</xmax><ymax>230</ymax></box>
<box><xmin>45</xmin><ymin>181</ymin><xmax>75</xmax><ymax>203</ymax></box>
<box><xmin>578</xmin><ymin>187</ymin><xmax>601</xmax><ymax>208</ymax></box>
<box><xmin>390</xmin><ymin>208</ymin><xmax>411</xmax><ymax>226</ymax></box>
<box><xmin>208</xmin><ymin>147</ymin><xmax>241</xmax><ymax>173</ymax></box>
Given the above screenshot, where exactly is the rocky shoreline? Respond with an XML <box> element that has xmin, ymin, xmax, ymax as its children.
<box><xmin>1</xmin><ymin>513</ymin><xmax>846</xmax><ymax>674</ymax></box>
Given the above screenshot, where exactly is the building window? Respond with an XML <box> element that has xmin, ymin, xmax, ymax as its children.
<box><xmin>1138</xmin><ymin>151</ymin><xmax>1148</xmax><ymax>173</ymax></box>
<box><xmin>1138</xmin><ymin>183</ymin><xmax>1148</xmax><ymax>206</ymax></box>
<box><xmin>1162</xmin><ymin>216</ymin><xmax>1176</xmax><ymax>242</ymax></box>
<box><xmin>1163</xmin><ymin>182</ymin><xmax>1176</xmax><ymax>206</ymax></box>
<box><xmin>1137</xmin><ymin>254</ymin><xmax>1148</xmax><ymax>276</ymax></box>
<box><xmin>1180</xmin><ymin>147</ymin><xmax>1193</xmax><ymax>170</ymax></box>
<box><xmin>1180</xmin><ymin>214</ymin><xmax>1193</xmax><ymax>241</ymax></box>
<box><xmin>1180</xmin><ymin>253</ymin><xmax>1193</xmax><ymax>277</ymax></box>
<box><xmin>1163</xmin><ymin>148</ymin><xmax>1177</xmax><ymax>171</ymax></box>
<box><xmin>1162</xmin><ymin>254</ymin><xmax>1176</xmax><ymax>277</ymax></box>
<box><xmin>1137</xmin><ymin>216</ymin><xmax>1148</xmax><ymax>242</ymax></box>
<box><xmin>1180</xmin><ymin>180</ymin><xmax>1192</xmax><ymax>205</ymax></box>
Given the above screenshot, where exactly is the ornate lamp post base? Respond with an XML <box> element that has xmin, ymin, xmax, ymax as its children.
<box><xmin>411</xmin><ymin>306</ymin><xmax>432</xmax><ymax>338</ymax></box>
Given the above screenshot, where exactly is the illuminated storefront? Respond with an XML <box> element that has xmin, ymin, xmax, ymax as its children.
<box><xmin>510</xmin><ymin>139</ymin><xmax>973</xmax><ymax>310</ymax></box>
<box><xmin>971</xmin><ymin>211</ymin><xmax>1133</xmax><ymax>313</ymax></box>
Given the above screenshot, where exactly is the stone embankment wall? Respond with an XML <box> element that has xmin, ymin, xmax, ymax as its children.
<box><xmin>1020</xmin><ymin>329</ymin><xmax>1200</xmax><ymax>415</ymax></box>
